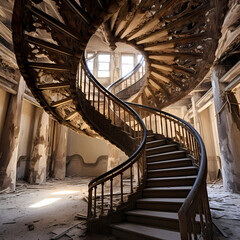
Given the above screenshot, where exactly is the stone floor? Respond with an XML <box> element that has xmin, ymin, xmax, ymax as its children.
<box><xmin>208</xmin><ymin>180</ymin><xmax>240</xmax><ymax>240</ymax></box>
<box><xmin>0</xmin><ymin>178</ymin><xmax>239</xmax><ymax>240</ymax></box>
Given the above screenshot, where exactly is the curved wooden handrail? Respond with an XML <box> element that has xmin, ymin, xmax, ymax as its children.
<box><xmin>127</xmin><ymin>102</ymin><xmax>211</xmax><ymax>240</ymax></box>
<box><xmin>107</xmin><ymin>56</ymin><xmax>145</xmax><ymax>96</ymax></box>
<box><xmin>79</xmin><ymin>55</ymin><xmax>147</xmax><ymax>218</ymax></box>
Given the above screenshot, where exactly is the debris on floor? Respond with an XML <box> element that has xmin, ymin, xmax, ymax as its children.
<box><xmin>207</xmin><ymin>180</ymin><xmax>240</xmax><ymax>240</ymax></box>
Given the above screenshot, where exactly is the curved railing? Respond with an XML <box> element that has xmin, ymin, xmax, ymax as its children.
<box><xmin>127</xmin><ymin>103</ymin><xmax>212</xmax><ymax>240</ymax></box>
<box><xmin>78</xmin><ymin>55</ymin><xmax>147</xmax><ymax>218</ymax></box>
<box><xmin>107</xmin><ymin>57</ymin><xmax>145</xmax><ymax>97</ymax></box>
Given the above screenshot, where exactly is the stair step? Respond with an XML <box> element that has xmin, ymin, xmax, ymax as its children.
<box><xmin>126</xmin><ymin>209</ymin><xmax>179</xmax><ymax>230</ymax></box>
<box><xmin>146</xmin><ymin>139</ymin><xmax>167</xmax><ymax>148</ymax></box>
<box><xmin>111</xmin><ymin>222</ymin><xmax>181</xmax><ymax>240</ymax></box>
<box><xmin>136</xmin><ymin>198</ymin><xmax>184</xmax><ymax>211</ymax></box>
<box><xmin>147</xmin><ymin>176</ymin><xmax>197</xmax><ymax>187</ymax></box>
<box><xmin>147</xmin><ymin>166</ymin><xmax>198</xmax><ymax>178</ymax></box>
<box><xmin>146</xmin><ymin>144</ymin><xmax>178</xmax><ymax>156</ymax></box>
<box><xmin>146</xmin><ymin>134</ymin><xmax>163</xmax><ymax>142</ymax></box>
<box><xmin>143</xmin><ymin>186</ymin><xmax>192</xmax><ymax>198</ymax></box>
<box><xmin>147</xmin><ymin>151</ymin><xmax>186</xmax><ymax>162</ymax></box>
<box><xmin>147</xmin><ymin>158</ymin><xmax>193</xmax><ymax>170</ymax></box>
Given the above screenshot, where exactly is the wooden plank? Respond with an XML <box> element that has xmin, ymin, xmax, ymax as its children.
<box><xmin>51</xmin><ymin>97</ymin><xmax>73</xmax><ymax>108</ymax></box>
<box><xmin>38</xmin><ymin>82</ymin><xmax>70</xmax><ymax>90</ymax></box>
<box><xmin>24</xmin><ymin>35</ymin><xmax>74</xmax><ymax>57</ymax></box>
<box><xmin>26</xmin><ymin>5</ymin><xmax>81</xmax><ymax>41</ymax></box>
<box><xmin>61</xmin><ymin>0</ymin><xmax>91</xmax><ymax>24</ymax></box>
<box><xmin>28</xmin><ymin>62</ymin><xmax>70</xmax><ymax>71</ymax></box>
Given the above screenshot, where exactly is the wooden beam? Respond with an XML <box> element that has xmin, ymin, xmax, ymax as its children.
<box><xmin>61</xmin><ymin>0</ymin><xmax>91</xmax><ymax>24</ymax></box>
<box><xmin>151</xmin><ymin>60</ymin><xmax>195</xmax><ymax>74</ymax></box>
<box><xmin>24</xmin><ymin>35</ymin><xmax>75</xmax><ymax>57</ymax></box>
<box><xmin>28</xmin><ymin>62</ymin><xmax>70</xmax><ymax>71</ymax></box>
<box><xmin>65</xmin><ymin>111</ymin><xmax>78</xmax><ymax>121</ymax></box>
<box><xmin>26</xmin><ymin>5</ymin><xmax>81</xmax><ymax>41</ymax></box>
<box><xmin>38</xmin><ymin>82</ymin><xmax>70</xmax><ymax>90</ymax></box>
<box><xmin>151</xmin><ymin>67</ymin><xmax>182</xmax><ymax>87</ymax></box>
<box><xmin>51</xmin><ymin>97</ymin><xmax>73</xmax><ymax>108</ymax></box>
<box><xmin>135</xmin><ymin>3</ymin><xmax>209</xmax><ymax>42</ymax></box>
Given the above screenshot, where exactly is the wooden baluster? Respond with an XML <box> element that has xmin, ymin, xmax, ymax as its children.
<box><xmin>88</xmin><ymin>188</ymin><xmax>93</xmax><ymax>217</ymax></box>
<box><xmin>120</xmin><ymin>173</ymin><xmax>123</xmax><ymax>204</ymax></box>
<box><xmin>170</xmin><ymin>119</ymin><xmax>173</xmax><ymax>138</ymax></box>
<box><xmin>118</xmin><ymin>105</ymin><xmax>121</xmax><ymax>127</ymax></box>
<box><xmin>155</xmin><ymin>114</ymin><xmax>158</xmax><ymax>134</ymax></box>
<box><xmin>84</xmin><ymin>70</ymin><xmax>87</xmax><ymax>93</ymax></box>
<box><xmin>101</xmin><ymin>183</ymin><xmax>104</xmax><ymax>215</ymax></box>
<box><xmin>185</xmin><ymin>128</ymin><xmax>189</xmax><ymax>150</ymax></box>
<box><xmin>124</xmin><ymin>110</ymin><xmax>126</xmax><ymax>132</ymax></box>
<box><xmin>165</xmin><ymin>117</ymin><xmax>168</xmax><ymax>138</ymax></box>
<box><xmin>98</xmin><ymin>89</ymin><xmax>100</xmax><ymax>112</ymax></box>
<box><xmin>133</xmin><ymin>119</ymin><xmax>136</xmax><ymax>138</ymax></box>
<box><xmin>103</xmin><ymin>95</ymin><xmax>106</xmax><ymax>116</ymax></box>
<box><xmin>130</xmin><ymin>165</ymin><xmax>133</xmax><ymax>193</ymax></box>
<box><xmin>110</xmin><ymin>178</ymin><xmax>113</xmax><ymax>211</ymax></box>
<box><xmin>128</xmin><ymin>112</ymin><xmax>131</xmax><ymax>135</ymax></box>
<box><xmin>149</xmin><ymin>114</ymin><xmax>152</xmax><ymax>132</ymax></box>
<box><xmin>198</xmin><ymin>203</ymin><xmax>205</xmax><ymax>238</ymax></box>
<box><xmin>191</xmin><ymin>216</ymin><xmax>198</xmax><ymax>240</ymax></box>
<box><xmin>137</xmin><ymin>124</ymin><xmax>140</xmax><ymax>143</ymax></box>
<box><xmin>79</xmin><ymin>66</ymin><xmax>83</xmax><ymax>90</ymax></box>
<box><xmin>92</xmin><ymin>85</ymin><xmax>95</xmax><ymax>107</ymax></box>
<box><xmin>137</xmin><ymin>160</ymin><xmax>140</xmax><ymax>186</ymax></box>
<box><xmin>108</xmin><ymin>99</ymin><xmax>110</xmax><ymax>120</ymax></box>
<box><xmin>174</xmin><ymin>121</ymin><xmax>177</xmax><ymax>141</ymax></box>
<box><xmin>94</xmin><ymin>186</ymin><xmax>97</xmax><ymax>217</ymax></box>
<box><xmin>160</xmin><ymin>115</ymin><xmax>163</xmax><ymax>135</ymax></box>
<box><xmin>88</xmin><ymin>79</ymin><xmax>91</xmax><ymax>100</ymax></box>
<box><xmin>113</xmin><ymin>102</ymin><xmax>116</xmax><ymax>125</ymax></box>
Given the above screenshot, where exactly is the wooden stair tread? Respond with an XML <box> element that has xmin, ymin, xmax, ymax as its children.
<box><xmin>147</xmin><ymin>158</ymin><xmax>192</xmax><ymax>166</ymax></box>
<box><xmin>146</xmin><ymin>139</ymin><xmax>166</xmax><ymax>146</ymax></box>
<box><xmin>147</xmin><ymin>175</ymin><xmax>197</xmax><ymax>181</ymax></box>
<box><xmin>137</xmin><ymin>198</ymin><xmax>185</xmax><ymax>203</ymax></box>
<box><xmin>111</xmin><ymin>222</ymin><xmax>181</xmax><ymax>240</ymax></box>
<box><xmin>126</xmin><ymin>209</ymin><xmax>179</xmax><ymax>220</ymax></box>
<box><xmin>148</xmin><ymin>166</ymin><xmax>198</xmax><ymax>173</ymax></box>
<box><xmin>147</xmin><ymin>150</ymin><xmax>186</xmax><ymax>158</ymax></box>
<box><xmin>143</xmin><ymin>186</ymin><xmax>192</xmax><ymax>191</ymax></box>
<box><xmin>146</xmin><ymin>144</ymin><xmax>177</xmax><ymax>151</ymax></box>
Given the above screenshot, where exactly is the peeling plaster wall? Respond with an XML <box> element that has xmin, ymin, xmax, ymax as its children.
<box><xmin>0</xmin><ymin>88</ymin><xmax>9</xmax><ymax>138</ymax></box>
<box><xmin>199</xmin><ymin>107</ymin><xmax>220</xmax><ymax>181</ymax></box>
<box><xmin>16</xmin><ymin>100</ymin><xmax>35</xmax><ymax>179</ymax></box>
<box><xmin>17</xmin><ymin>100</ymin><xmax>35</xmax><ymax>158</ymax></box>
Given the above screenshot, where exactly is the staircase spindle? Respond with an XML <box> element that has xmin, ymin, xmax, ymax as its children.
<box><xmin>94</xmin><ymin>186</ymin><xmax>97</xmax><ymax>217</ymax></box>
<box><xmin>120</xmin><ymin>173</ymin><xmax>123</xmax><ymax>204</ymax></box>
<box><xmin>101</xmin><ymin>183</ymin><xmax>104</xmax><ymax>215</ymax></box>
<box><xmin>110</xmin><ymin>178</ymin><xmax>113</xmax><ymax>211</ymax></box>
<box><xmin>130</xmin><ymin>165</ymin><xmax>133</xmax><ymax>193</ymax></box>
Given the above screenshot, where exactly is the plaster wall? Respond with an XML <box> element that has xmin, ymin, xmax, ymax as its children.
<box><xmin>67</xmin><ymin>129</ymin><xmax>109</xmax><ymax>177</ymax></box>
<box><xmin>17</xmin><ymin>100</ymin><xmax>35</xmax><ymax>158</ymax></box>
<box><xmin>67</xmin><ymin>129</ymin><xmax>109</xmax><ymax>163</ymax></box>
<box><xmin>0</xmin><ymin>88</ymin><xmax>9</xmax><ymax>138</ymax></box>
<box><xmin>199</xmin><ymin>107</ymin><xmax>220</xmax><ymax>181</ymax></box>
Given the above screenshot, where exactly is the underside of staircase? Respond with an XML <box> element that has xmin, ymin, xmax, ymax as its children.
<box><xmin>11</xmin><ymin>0</ymin><xmax>227</xmax><ymax>239</ymax></box>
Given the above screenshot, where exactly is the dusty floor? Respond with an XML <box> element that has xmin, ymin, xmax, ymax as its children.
<box><xmin>208</xmin><ymin>180</ymin><xmax>240</xmax><ymax>240</ymax></box>
<box><xmin>0</xmin><ymin>178</ymin><xmax>239</xmax><ymax>240</ymax></box>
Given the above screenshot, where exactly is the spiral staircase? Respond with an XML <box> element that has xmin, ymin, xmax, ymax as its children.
<box><xmin>12</xmin><ymin>0</ymin><xmax>227</xmax><ymax>239</ymax></box>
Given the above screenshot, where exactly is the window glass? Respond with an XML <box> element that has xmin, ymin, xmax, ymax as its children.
<box><xmin>121</xmin><ymin>55</ymin><xmax>134</xmax><ymax>77</ymax></box>
<box><xmin>98</xmin><ymin>53</ymin><xmax>110</xmax><ymax>78</ymax></box>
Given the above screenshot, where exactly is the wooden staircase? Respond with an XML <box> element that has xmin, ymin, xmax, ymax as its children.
<box><xmin>110</xmin><ymin>133</ymin><xmax>198</xmax><ymax>240</ymax></box>
<box><xmin>11</xmin><ymin>1</ymin><xmax>219</xmax><ymax>239</ymax></box>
